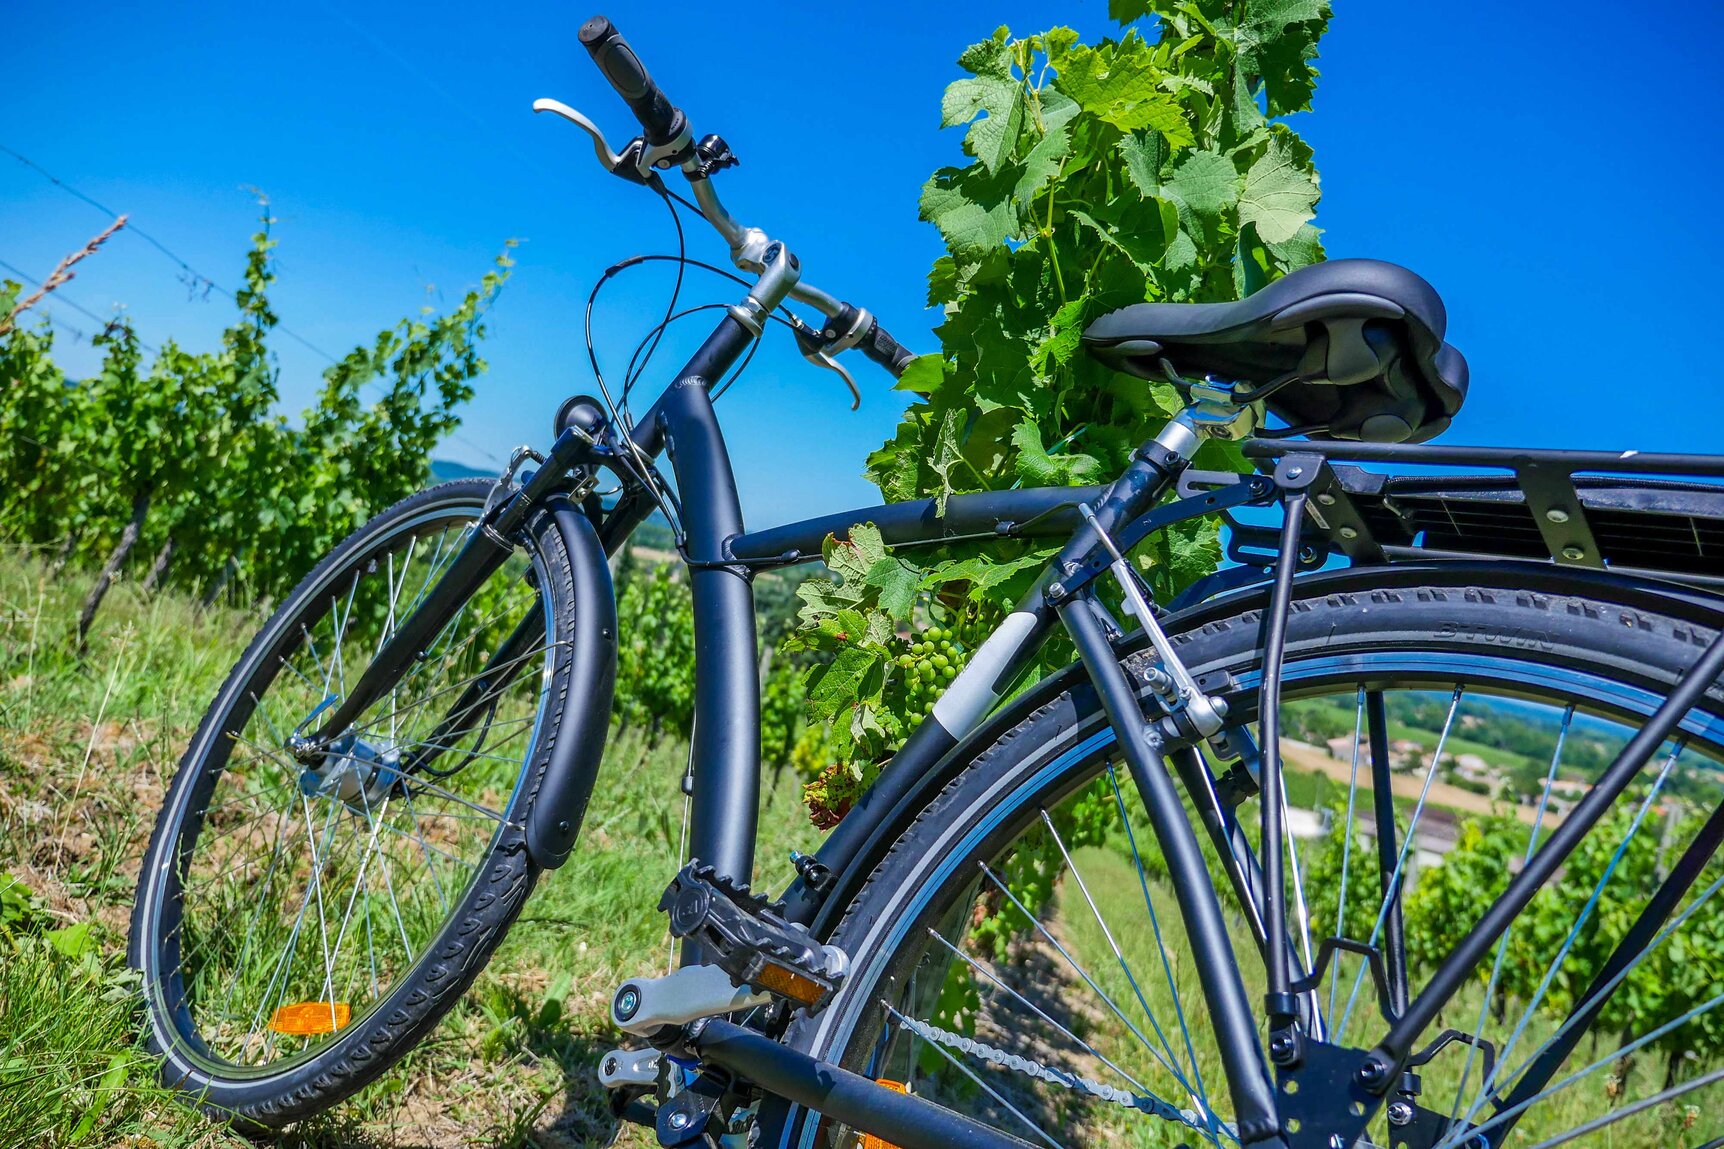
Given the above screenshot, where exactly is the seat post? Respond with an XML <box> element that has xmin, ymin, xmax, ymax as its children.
<box><xmin>1177</xmin><ymin>376</ymin><xmax>1261</xmax><ymax>441</ymax></box>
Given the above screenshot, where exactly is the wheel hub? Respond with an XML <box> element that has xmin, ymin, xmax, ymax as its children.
<box><xmin>297</xmin><ymin>732</ymin><xmax>402</xmax><ymax>812</ymax></box>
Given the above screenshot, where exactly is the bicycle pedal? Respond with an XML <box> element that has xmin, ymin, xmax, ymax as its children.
<box><xmin>659</xmin><ymin>861</ymin><xmax>847</xmax><ymax>1013</ymax></box>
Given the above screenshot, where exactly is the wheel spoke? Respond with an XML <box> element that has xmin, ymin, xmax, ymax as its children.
<box><xmin>1101</xmin><ymin>766</ymin><xmax>1221</xmax><ymax>1133</ymax></box>
<box><xmin>1452</xmin><ymin>741</ymin><xmax>1684</xmax><ymax>1132</ymax></box>
<box><xmin>1037</xmin><ymin>805</ymin><xmax>1215</xmax><ymax>1137</ymax></box>
<box><xmin>978</xmin><ymin>860</ymin><xmax>1198</xmax><ymax>1096</ymax></box>
<box><xmin>1446</xmin><ymin>704</ymin><xmax>1573</xmax><ymax>1122</ymax></box>
<box><xmin>1329</xmin><ymin>687</ymin><xmax>1366</xmax><ymax>1024</ymax></box>
<box><xmin>1337</xmin><ymin>685</ymin><xmax>1463</xmax><ymax>1043</ymax></box>
<box><xmin>881</xmin><ymin>1002</ymin><xmax>1068</xmax><ymax>1149</ymax></box>
<box><xmin>923</xmin><ymin>926</ymin><xmax>1160</xmax><ymax>1100</ymax></box>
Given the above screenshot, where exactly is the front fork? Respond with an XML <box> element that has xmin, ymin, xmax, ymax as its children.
<box><xmin>289</xmin><ymin>425</ymin><xmax>598</xmax><ymax>768</ymax></box>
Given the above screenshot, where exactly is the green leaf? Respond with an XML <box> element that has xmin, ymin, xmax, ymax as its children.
<box><xmin>1012</xmin><ymin>116</ymin><xmax>1073</xmax><ymax>208</ymax></box>
<box><xmin>46</xmin><ymin>919</ymin><xmax>96</xmax><ymax>959</ymax></box>
<box><xmin>920</xmin><ymin>168</ymin><xmax>1021</xmax><ymax>260</ymax></box>
<box><xmin>957</xmin><ymin>27</ymin><xmax>1014</xmax><ymax>80</ymax></box>
<box><xmin>1056</xmin><ymin>41</ymin><xmax>1195</xmax><ymax>147</ymax></box>
<box><xmin>1119</xmin><ymin>130</ymin><xmax>1168</xmax><ymax>199</ymax></box>
<box><xmin>1266</xmin><ymin>221</ymin><xmax>1326</xmax><ymax>270</ymax></box>
<box><xmin>1010</xmin><ymin>419</ymin><xmax>1104</xmax><ymax>487</ymax></box>
<box><xmin>864</xmin><ymin>556</ymin><xmax>920</xmax><ymax>621</ymax></box>
<box><xmin>925</xmin><ymin>404</ymin><xmax>969</xmax><ymax>514</ymax></box>
<box><xmin>1166</xmin><ymin>149</ymin><xmax>1240</xmax><ymax>216</ymax></box>
<box><xmin>805</xmin><ymin>646</ymin><xmax>882</xmax><ymax>719</ymax></box>
<box><xmin>896</xmin><ymin>354</ymin><xmax>947</xmax><ymax>396</ymax></box>
<box><xmin>943</xmin><ymin>75</ymin><xmax>1026</xmax><ymax>173</ymax></box>
<box><xmin>1239</xmin><ymin>138</ymin><xmax>1321</xmax><ymax>244</ymax></box>
<box><xmin>68</xmin><ymin>1052</ymin><xmax>130</xmax><ymax>1143</ymax></box>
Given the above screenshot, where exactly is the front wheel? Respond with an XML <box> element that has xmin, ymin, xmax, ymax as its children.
<box><xmin>779</xmin><ymin>575</ymin><xmax>1724</xmax><ymax>1149</ymax></box>
<box><xmin>130</xmin><ymin>480</ymin><xmax>584</xmax><ymax>1128</ymax></box>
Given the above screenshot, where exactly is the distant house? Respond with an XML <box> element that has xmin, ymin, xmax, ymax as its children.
<box><xmin>1454</xmin><ymin>752</ymin><xmax>1493</xmax><ymax>782</ymax></box>
<box><xmin>1389</xmin><ymin>738</ymin><xmax>1425</xmax><ymax>771</ymax></box>
<box><xmin>1326</xmin><ymin>734</ymin><xmax>1365</xmax><ymax>762</ymax></box>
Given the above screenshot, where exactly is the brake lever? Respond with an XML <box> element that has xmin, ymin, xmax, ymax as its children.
<box><xmin>801</xmin><ymin>347</ymin><xmax>861</xmax><ymax>411</ymax></box>
<box><xmin>789</xmin><ymin>322</ymin><xmax>861</xmax><ymax>410</ymax></box>
<box><xmin>532</xmin><ymin>98</ymin><xmax>623</xmax><ymax>171</ymax></box>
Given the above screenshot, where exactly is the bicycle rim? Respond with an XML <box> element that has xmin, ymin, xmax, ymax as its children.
<box><xmin>795</xmin><ymin>646</ymin><xmax>1724</xmax><ymax>1149</ymax></box>
<box><xmin>140</xmin><ymin>495</ymin><xmax>558</xmax><ymax>1077</ymax></box>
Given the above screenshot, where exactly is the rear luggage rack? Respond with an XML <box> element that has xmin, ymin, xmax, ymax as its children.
<box><xmin>1239</xmin><ymin>440</ymin><xmax>1724</xmax><ymax>590</ymax></box>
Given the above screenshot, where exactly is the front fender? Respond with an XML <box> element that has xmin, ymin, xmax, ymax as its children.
<box><xmin>524</xmin><ymin>494</ymin><xmax>617</xmax><ymax>869</ymax></box>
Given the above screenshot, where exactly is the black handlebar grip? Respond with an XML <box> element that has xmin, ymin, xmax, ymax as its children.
<box><xmin>858</xmin><ymin>318</ymin><xmax>917</xmax><ymax>380</ymax></box>
<box><xmin>578</xmin><ymin>15</ymin><xmax>683</xmax><ymax>147</ymax></box>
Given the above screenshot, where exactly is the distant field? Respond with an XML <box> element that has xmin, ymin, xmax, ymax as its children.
<box><xmin>1285</xmin><ymin>696</ymin><xmax>1537</xmax><ymax>774</ymax></box>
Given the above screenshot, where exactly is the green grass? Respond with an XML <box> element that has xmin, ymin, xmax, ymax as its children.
<box><xmin>0</xmin><ymin>548</ymin><xmax>818</xmax><ymax>1148</ymax></box>
<box><xmin>5</xmin><ymin>547</ymin><xmax>1716</xmax><ymax>1149</ymax></box>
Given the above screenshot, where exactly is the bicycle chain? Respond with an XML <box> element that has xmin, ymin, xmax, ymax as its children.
<box><xmin>892</xmin><ymin>1012</ymin><xmax>1232</xmax><ymax>1140</ymax></box>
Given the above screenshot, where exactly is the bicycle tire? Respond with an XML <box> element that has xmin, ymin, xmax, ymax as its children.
<box><xmin>775</xmin><ymin>573</ymin><xmax>1724</xmax><ymax>1149</ymax></box>
<box><xmin>130</xmin><ymin>480</ymin><xmax>581</xmax><ymax>1129</ymax></box>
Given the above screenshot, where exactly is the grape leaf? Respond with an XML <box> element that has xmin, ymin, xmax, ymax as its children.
<box><xmin>865</xmin><ymin>555</ymin><xmax>920</xmax><ymax>621</ymax></box>
<box><xmin>1166</xmin><ymin>148</ymin><xmax>1241</xmax><ymax>216</ymax></box>
<box><xmin>920</xmin><ymin>168</ymin><xmax>1021</xmax><ymax>259</ymax></box>
<box><xmin>1240</xmin><ymin>137</ymin><xmax>1320</xmax><ymax>244</ymax></box>
<box><xmin>1056</xmin><ymin>40</ymin><xmax>1196</xmax><ymax>147</ymax></box>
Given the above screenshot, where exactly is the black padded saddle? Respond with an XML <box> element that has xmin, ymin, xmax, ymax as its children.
<box><xmin>1082</xmin><ymin>258</ymin><xmax>1469</xmax><ymax>442</ymax></box>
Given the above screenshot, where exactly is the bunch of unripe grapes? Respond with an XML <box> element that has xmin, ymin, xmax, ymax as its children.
<box><xmin>895</xmin><ymin>619</ymin><xmax>980</xmax><ymax>715</ymax></box>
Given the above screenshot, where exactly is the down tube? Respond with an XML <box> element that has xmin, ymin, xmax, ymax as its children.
<box><xmin>652</xmin><ymin>326</ymin><xmax>762</xmax><ymax>895</ymax></box>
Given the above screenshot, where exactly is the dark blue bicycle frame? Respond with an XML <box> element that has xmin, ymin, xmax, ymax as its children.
<box><xmin>313</xmin><ymin>301</ymin><xmax>1724</xmax><ymax>1149</ymax></box>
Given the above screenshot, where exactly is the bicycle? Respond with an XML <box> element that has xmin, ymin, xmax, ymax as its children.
<box><xmin>130</xmin><ymin>15</ymin><xmax>1724</xmax><ymax>1149</ymax></box>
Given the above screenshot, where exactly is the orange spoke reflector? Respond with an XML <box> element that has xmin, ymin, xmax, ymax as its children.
<box><xmin>269</xmin><ymin>1001</ymin><xmax>350</xmax><ymax>1035</ymax></box>
<box><xmin>860</xmin><ymin>1081</ymin><xmax>909</xmax><ymax>1149</ymax></box>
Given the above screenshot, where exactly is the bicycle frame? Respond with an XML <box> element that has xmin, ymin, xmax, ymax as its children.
<box><xmin>301</xmin><ymin>296</ymin><xmax>1724</xmax><ymax>1149</ymax></box>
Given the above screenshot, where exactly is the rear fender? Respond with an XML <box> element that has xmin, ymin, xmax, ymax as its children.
<box><xmin>524</xmin><ymin>494</ymin><xmax>617</xmax><ymax>868</ymax></box>
<box><xmin>799</xmin><ymin>558</ymin><xmax>1724</xmax><ymax>937</ymax></box>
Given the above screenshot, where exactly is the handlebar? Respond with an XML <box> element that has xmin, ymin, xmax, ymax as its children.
<box><xmin>577</xmin><ymin>16</ymin><xmax>685</xmax><ymax>148</ymax></box>
<box><xmin>565</xmin><ymin>15</ymin><xmax>917</xmax><ymax>385</ymax></box>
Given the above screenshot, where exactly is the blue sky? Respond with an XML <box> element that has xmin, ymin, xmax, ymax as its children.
<box><xmin>3</xmin><ymin>2</ymin><xmax>1720</xmax><ymax>528</ymax></box>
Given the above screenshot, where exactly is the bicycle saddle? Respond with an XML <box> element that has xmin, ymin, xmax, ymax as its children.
<box><xmin>1083</xmin><ymin>258</ymin><xmax>1468</xmax><ymax>442</ymax></box>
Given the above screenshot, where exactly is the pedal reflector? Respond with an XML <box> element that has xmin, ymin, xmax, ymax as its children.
<box><xmin>269</xmin><ymin>1001</ymin><xmax>350</xmax><ymax>1035</ymax></box>
<box><xmin>860</xmin><ymin>1081</ymin><xmax>908</xmax><ymax>1149</ymax></box>
<box><xmin>753</xmin><ymin>960</ymin><xmax>825</xmax><ymax>1007</ymax></box>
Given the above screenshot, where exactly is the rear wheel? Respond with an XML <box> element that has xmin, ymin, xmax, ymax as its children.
<box><xmin>779</xmin><ymin>576</ymin><xmax>1724</xmax><ymax>1149</ymax></box>
<box><xmin>131</xmin><ymin>480</ymin><xmax>580</xmax><ymax>1128</ymax></box>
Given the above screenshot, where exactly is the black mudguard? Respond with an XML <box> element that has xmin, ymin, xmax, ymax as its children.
<box><xmin>794</xmin><ymin>558</ymin><xmax>1724</xmax><ymax>938</ymax></box>
<box><xmin>524</xmin><ymin>493</ymin><xmax>617</xmax><ymax>869</ymax></box>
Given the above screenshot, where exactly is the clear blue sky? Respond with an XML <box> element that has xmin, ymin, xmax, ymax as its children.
<box><xmin>3</xmin><ymin>2</ymin><xmax>1720</xmax><ymax>528</ymax></box>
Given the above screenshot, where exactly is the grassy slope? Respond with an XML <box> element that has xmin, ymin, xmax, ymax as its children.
<box><xmin>0</xmin><ymin>550</ymin><xmax>818</xmax><ymax>1148</ymax></box>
